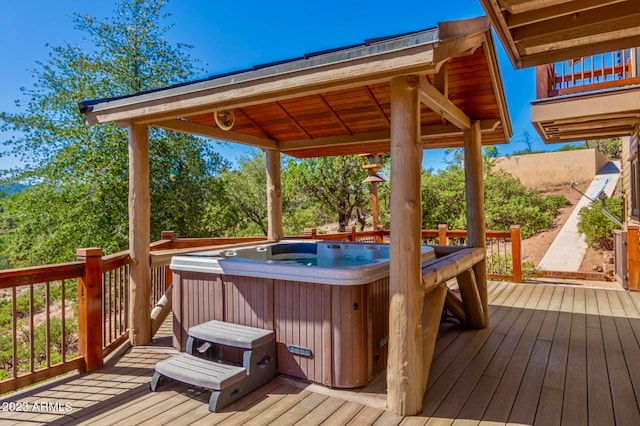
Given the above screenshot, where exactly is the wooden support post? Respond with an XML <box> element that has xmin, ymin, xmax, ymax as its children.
<box><xmin>303</xmin><ymin>228</ymin><xmax>317</xmax><ymax>238</ymax></box>
<box><xmin>536</xmin><ymin>65</ymin><xmax>552</xmax><ymax>99</ymax></box>
<box><xmin>444</xmin><ymin>288</ymin><xmax>466</xmax><ymax>323</ymax></box>
<box><xmin>510</xmin><ymin>225</ymin><xmax>523</xmax><ymax>283</ymax></box>
<box><xmin>265</xmin><ymin>149</ymin><xmax>284</xmax><ymax>241</ymax></box>
<box><xmin>421</xmin><ymin>284</ymin><xmax>447</xmax><ymax>392</ymax></box>
<box><xmin>371</xmin><ymin>181</ymin><xmax>380</xmax><ymax>230</ymax></box>
<box><xmin>129</xmin><ymin>123</ymin><xmax>151</xmax><ymax>346</ymax></box>
<box><xmin>77</xmin><ymin>248</ymin><xmax>104</xmax><ymax>371</ymax></box>
<box><xmin>438</xmin><ymin>224</ymin><xmax>448</xmax><ymax>245</ymax></box>
<box><xmin>161</xmin><ymin>231</ymin><xmax>174</xmax><ymax>289</ymax></box>
<box><xmin>464</xmin><ymin>120</ymin><xmax>489</xmax><ymax>328</ymax></box>
<box><xmin>456</xmin><ymin>268</ymin><xmax>486</xmax><ymax>328</ymax></box>
<box><xmin>628</xmin><ymin>225</ymin><xmax>639</xmax><ymax>291</ymax></box>
<box><xmin>388</xmin><ymin>75</ymin><xmax>424</xmax><ymax>416</ymax></box>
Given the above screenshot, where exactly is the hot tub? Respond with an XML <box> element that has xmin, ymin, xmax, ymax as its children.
<box><xmin>170</xmin><ymin>241</ymin><xmax>435</xmax><ymax>388</ymax></box>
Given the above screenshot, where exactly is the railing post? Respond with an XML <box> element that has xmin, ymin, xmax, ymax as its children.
<box><xmin>161</xmin><ymin>230</ymin><xmax>175</xmax><ymax>242</ymax></box>
<box><xmin>511</xmin><ymin>225</ymin><xmax>523</xmax><ymax>283</ymax></box>
<box><xmin>303</xmin><ymin>228</ymin><xmax>317</xmax><ymax>239</ymax></box>
<box><xmin>438</xmin><ymin>224</ymin><xmax>448</xmax><ymax>245</ymax></box>
<box><xmin>161</xmin><ymin>231</ymin><xmax>174</xmax><ymax>290</ymax></box>
<box><xmin>76</xmin><ymin>248</ymin><xmax>104</xmax><ymax>372</ymax></box>
<box><xmin>628</xmin><ymin>225</ymin><xmax>639</xmax><ymax>291</ymax></box>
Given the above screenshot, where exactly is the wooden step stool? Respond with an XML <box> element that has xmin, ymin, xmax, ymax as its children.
<box><xmin>151</xmin><ymin>320</ymin><xmax>276</xmax><ymax>412</ymax></box>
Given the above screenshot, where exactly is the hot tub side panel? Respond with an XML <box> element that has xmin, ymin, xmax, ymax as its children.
<box><xmin>273</xmin><ymin>280</ymin><xmax>333</xmax><ymax>386</ymax></box>
<box><xmin>331</xmin><ymin>284</ymin><xmax>368</xmax><ymax>388</ymax></box>
<box><xmin>367</xmin><ymin>276</ymin><xmax>390</xmax><ymax>380</ymax></box>
<box><xmin>172</xmin><ymin>270</ymin><xmax>224</xmax><ymax>351</ymax></box>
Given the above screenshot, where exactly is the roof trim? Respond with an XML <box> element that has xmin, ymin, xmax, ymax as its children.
<box><xmin>79</xmin><ymin>27</ymin><xmax>440</xmax><ymax>121</ymax></box>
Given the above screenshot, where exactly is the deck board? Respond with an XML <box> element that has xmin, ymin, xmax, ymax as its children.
<box><xmin>2</xmin><ymin>281</ymin><xmax>639</xmax><ymax>425</ymax></box>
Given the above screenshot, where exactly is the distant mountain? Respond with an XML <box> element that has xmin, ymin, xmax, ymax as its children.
<box><xmin>0</xmin><ymin>183</ymin><xmax>27</xmax><ymax>195</ymax></box>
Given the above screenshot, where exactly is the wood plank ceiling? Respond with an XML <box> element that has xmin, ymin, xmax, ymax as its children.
<box><xmin>182</xmin><ymin>46</ymin><xmax>507</xmax><ymax>158</ymax></box>
<box><xmin>479</xmin><ymin>0</ymin><xmax>640</xmax><ymax>68</ymax></box>
<box><xmin>80</xmin><ymin>19</ymin><xmax>511</xmax><ymax>158</ymax></box>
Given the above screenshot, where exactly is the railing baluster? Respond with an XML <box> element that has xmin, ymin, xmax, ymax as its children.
<box><xmin>12</xmin><ymin>286</ymin><xmax>17</xmax><ymax>380</ymax></box>
<box><xmin>46</xmin><ymin>282</ymin><xmax>51</xmax><ymax>368</ymax></box>
<box><xmin>29</xmin><ymin>283</ymin><xmax>34</xmax><ymax>373</ymax></box>
<box><xmin>61</xmin><ymin>280</ymin><xmax>66</xmax><ymax>363</ymax></box>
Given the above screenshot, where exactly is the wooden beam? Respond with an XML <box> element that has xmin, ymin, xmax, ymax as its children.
<box><xmin>507</xmin><ymin>0</ymin><xmax>627</xmax><ymax>29</ymax></box>
<box><xmin>317</xmin><ymin>94</ymin><xmax>353</xmax><ymax>134</ymax></box>
<box><xmin>502</xmin><ymin>0</ymin><xmax>577</xmax><ymax>15</ymax></box>
<box><xmin>279</xmin><ymin>121</ymin><xmax>502</xmax><ymax>153</ymax></box>
<box><xmin>387</xmin><ymin>75</ymin><xmax>424</xmax><ymax>416</ymax></box>
<box><xmin>482</xmin><ymin>32</ymin><xmax>513</xmax><ymax>140</ymax></box>
<box><xmin>531</xmin><ymin>90</ymin><xmax>640</xmax><ymax>123</ymax></box>
<box><xmin>519</xmin><ymin>34</ymin><xmax>640</xmax><ymax>68</ymax></box>
<box><xmin>265</xmin><ymin>149</ymin><xmax>284</xmax><ymax>241</ymax></box>
<box><xmin>456</xmin><ymin>268</ymin><xmax>486</xmax><ymax>328</ymax></box>
<box><xmin>420</xmin><ymin>284</ymin><xmax>447</xmax><ymax>393</ymax></box>
<box><xmin>85</xmin><ymin>46</ymin><xmax>438</xmax><ymax>125</ymax></box>
<box><xmin>444</xmin><ymin>288</ymin><xmax>467</xmax><ymax>322</ymax></box>
<box><xmin>512</xmin><ymin>3</ymin><xmax>640</xmax><ymax>45</ymax></box>
<box><xmin>152</xmin><ymin>118</ymin><xmax>278</xmax><ymax>150</ymax></box>
<box><xmin>463</xmin><ymin>120</ymin><xmax>489</xmax><ymax>328</ymax></box>
<box><xmin>362</xmin><ymin>86</ymin><xmax>391</xmax><ymax>126</ymax></box>
<box><xmin>478</xmin><ymin>0</ymin><xmax>521</xmax><ymax>67</ymax></box>
<box><xmin>421</xmin><ymin>247</ymin><xmax>486</xmax><ymax>292</ymax></box>
<box><xmin>128</xmin><ymin>123</ymin><xmax>151</xmax><ymax>346</ymax></box>
<box><xmin>419</xmin><ymin>76</ymin><xmax>471</xmax><ymax>130</ymax></box>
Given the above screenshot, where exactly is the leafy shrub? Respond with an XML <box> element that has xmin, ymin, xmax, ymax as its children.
<box><xmin>577</xmin><ymin>197</ymin><xmax>622</xmax><ymax>249</ymax></box>
<box><xmin>421</xmin><ymin>166</ymin><xmax>568</xmax><ymax>238</ymax></box>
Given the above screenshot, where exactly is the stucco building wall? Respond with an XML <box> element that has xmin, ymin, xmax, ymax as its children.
<box><xmin>494</xmin><ymin>148</ymin><xmax>609</xmax><ymax>187</ymax></box>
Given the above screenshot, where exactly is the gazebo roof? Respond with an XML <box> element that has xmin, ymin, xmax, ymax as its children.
<box><xmin>80</xmin><ymin>17</ymin><xmax>511</xmax><ymax>158</ymax></box>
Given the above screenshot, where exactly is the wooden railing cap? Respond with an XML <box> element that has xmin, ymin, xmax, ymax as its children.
<box><xmin>76</xmin><ymin>247</ymin><xmax>103</xmax><ymax>257</ymax></box>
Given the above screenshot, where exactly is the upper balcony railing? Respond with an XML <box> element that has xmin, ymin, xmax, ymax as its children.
<box><xmin>536</xmin><ymin>48</ymin><xmax>640</xmax><ymax>99</ymax></box>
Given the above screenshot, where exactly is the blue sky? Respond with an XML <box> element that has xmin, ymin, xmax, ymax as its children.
<box><xmin>0</xmin><ymin>0</ymin><xmax>553</xmax><ymax>172</ymax></box>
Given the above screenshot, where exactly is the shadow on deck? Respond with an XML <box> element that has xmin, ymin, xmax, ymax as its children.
<box><xmin>2</xmin><ymin>280</ymin><xmax>640</xmax><ymax>425</ymax></box>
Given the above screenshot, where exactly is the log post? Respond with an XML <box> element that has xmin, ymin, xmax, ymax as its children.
<box><xmin>265</xmin><ymin>149</ymin><xmax>284</xmax><ymax>241</ymax></box>
<box><xmin>628</xmin><ymin>225</ymin><xmax>639</xmax><ymax>291</ymax></box>
<box><xmin>421</xmin><ymin>284</ymin><xmax>447</xmax><ymax>392</ymax></box>
<box><xmin>464</xmin><ymin>120</ymin><xmax>489</xmax><ymax>328</ymax></box>
<box><xmin>456</xmin><ymin>268</ymin><xmax>486</xmax><ymax>328</ymax></box>
<box><xmin>387</xmin><ymin>75</ymin><xmax>425</xmax><ymax>416</ymax></box>
<box><xmin>129</xmin><ymin>123</ymin><xmax>151</xmax><ymax>346</ymax></box>
<box><xmin>77</xmin><ymin>247</ymin><xmax>104</xmax><ymax>371</ymax></box>
<box><xmin>510</xmin><ymin>225</ymin><xmax>523</xmax><ymax>283</ymax></box>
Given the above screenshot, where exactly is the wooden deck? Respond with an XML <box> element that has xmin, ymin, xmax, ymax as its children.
<box><xmin>2</xmin><ymin>280</ymin><xmax>640</xmax><ymax>425</ymax></box>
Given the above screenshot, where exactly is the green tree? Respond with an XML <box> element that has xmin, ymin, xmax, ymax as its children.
<box><xmin>285</xmin><ymin>156</ymin><xmax>369</xmax><ymax>232</ymax></box>
<box><xmin>586</xmin><ymin>138</ymin><xmax>621</xmax><ymax>158</ymax></box>
<box><xmin>421</xmin><ymin>164</ymin><xmax>568</xmax><ymax>238</ymax></box>
<box><xmin>0</xmin><ymin>0</ymin><xmax>226</xmax><ymax>266</ymax></box>
<box><xmin>215</xmin><ymin>152</ymin><xmax>269</xmax><ymax>236</ymax></box>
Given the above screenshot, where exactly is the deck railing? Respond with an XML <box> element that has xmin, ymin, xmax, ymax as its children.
<box><xmin>0</xmin><ymin>262</ymin><xmax>85</xmax><ymax>394</ymax></box>
<box><xmin>0</xmin><ymin>226</ymin><xmax>521</xmax><ymax>395</ymax></box>
<box><xmin>536</xmin><ymin>48</ymin><xmax>640</xmax><ymax>99</ymax></box>
<box><xmin>287</xmin><ymin>224</ymin><xmax>523</xmax><ymax>283</ymax></box>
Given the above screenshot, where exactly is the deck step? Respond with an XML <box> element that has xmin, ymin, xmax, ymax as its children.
<box><xmin>153</xmin><ymin>353</ymin><xmax>246</xmax><ymax>390</ymax></box>
<box><xmin>188</xmin><ymin>320</ymin><xmax>274</xmax><ymax>349</ymax></box>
